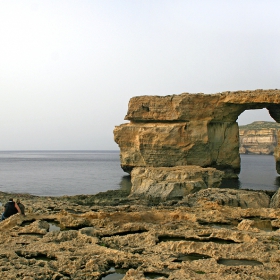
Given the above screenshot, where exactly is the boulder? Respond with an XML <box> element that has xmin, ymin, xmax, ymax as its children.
<box><xmin>129</xmin><ymin>166</ymin><xmax>224</xmax><ymax>200</ymax></box>
<box><xmin>180</xmin><ymin>188</ymin><xmax>271</xmax><ymax>209</ymax></box>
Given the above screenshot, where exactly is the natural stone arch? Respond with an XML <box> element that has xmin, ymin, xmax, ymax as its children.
<box><xmin>114</xmin><ymin>89</ymin><xmax>280</xmax><ymax>177</ymax></box>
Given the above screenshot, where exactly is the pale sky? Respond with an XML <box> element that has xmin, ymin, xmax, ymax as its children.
<box><xmin>1</xmin><ymin>0</ymin><xmax>279</xmax><ymax>150</ymax></box>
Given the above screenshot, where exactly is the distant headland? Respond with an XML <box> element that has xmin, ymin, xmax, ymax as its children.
<box><xmin>239</xmin><ymin>121</ymin><xmax>280</xmax><ymax>155</ymax></box>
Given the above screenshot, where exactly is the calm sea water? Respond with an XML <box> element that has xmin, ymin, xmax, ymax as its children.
<box><xmin>0</xmin><ymin>151</ymin><xmax>130</xmax><ymax>196</ymax></box>
<box><xmin>0</xmin><ymin>151</ymin><xmax>279</xmax><ymax>196</ymax></box>
<box><xmin>221</xmin><ymin>154</ymin><xmax>280</xmax><ymax>192</ymax></box>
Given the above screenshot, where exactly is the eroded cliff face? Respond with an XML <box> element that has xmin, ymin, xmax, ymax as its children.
<box><xmin>239</xmin><ymin>121</ymin><xmax>280</xmax><ymax>155</ymax></box>
<box><xmin>114</xmin><ymin>89</ymin><xmax>280</xmax><ymax>175</ymax></box>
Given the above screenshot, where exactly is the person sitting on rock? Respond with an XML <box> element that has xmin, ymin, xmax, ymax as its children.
<box><xmin>16</xmin><ymin>199</ymin><xmax>25</xmax><ymax>216</ymax></box>
<box><xmin>1</xmin><ymin>198</ymin><xmax>21</xmax><ymax>221</ymax></box>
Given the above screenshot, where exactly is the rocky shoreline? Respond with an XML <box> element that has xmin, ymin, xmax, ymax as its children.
<box><xmin>1</xmin><ymin>188</ymin><xmax>280</xmax><ymax>280</ymax></box>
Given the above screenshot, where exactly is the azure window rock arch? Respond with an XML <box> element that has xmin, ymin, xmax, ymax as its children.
<box><xmin>114</xmin><ymin>89</ymin><xmax>280</xmax><ymax>177</ymax></box>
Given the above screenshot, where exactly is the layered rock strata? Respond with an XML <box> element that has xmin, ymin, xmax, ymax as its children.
<box><xmin>114</xmin><ymin>89</ymin><xmax>280</xmax><ymax>175</ymax></box>
<box><xmin>130</xmin><ymin>166</ymin><xmax>224</xmax><ymax>200</ymax></box>
<box><xmin>239</xmin><ymin>121</ymin><xmax>280</xmax><ymax>155</ymax></box>
<box><xmin>1</xmin><ymin>189</ymin><xmax>280</xmax><ymax>279</ymax></box>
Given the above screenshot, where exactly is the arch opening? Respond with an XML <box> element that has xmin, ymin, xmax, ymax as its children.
<box><xmin>221</xmin><ymin>108</ymin><xmax>280</xmax><ymax>191</ymax></box>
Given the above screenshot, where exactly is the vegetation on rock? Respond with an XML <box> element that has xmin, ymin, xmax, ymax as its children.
<box><xmin>239</xmin><ymin>121</ymin><xmax>280</xmax><ymax>130</ymax></box>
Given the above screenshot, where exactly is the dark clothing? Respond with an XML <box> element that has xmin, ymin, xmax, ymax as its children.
<box><xmin>3</xmin><ymin>201</ymin><xmax>18</xmax><ymax>219</ymax></box>
<box><xmin>18</xmin><ymin>202</ymin><xmax>25</xmax><ymax>215</ymax></box>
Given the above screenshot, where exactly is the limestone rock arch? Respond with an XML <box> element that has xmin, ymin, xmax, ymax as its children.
<box><xmin>114</xmin><ymin>89</ymin><xmax>280</xmax><ymax>177</ymax></box>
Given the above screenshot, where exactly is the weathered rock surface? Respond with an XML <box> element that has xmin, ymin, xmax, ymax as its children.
<box><xmin>179</xmin><ymin>188</ymin><xmax>271</xmax><ymax>209</ymax></box>
<box><xmin>239</xmin><ymin>121</ymin><xmax>280</xmax><ymax>155</ymax></box>
<box><xmin>1</xmin><ymin>189</ymin><xmax>280</xmax><ymax>279</ymax></box>
<box><xmin>270</xmin><ymin>188</ymin><xmax>280</xmax><ymax>208</ymax></box>
<box><xmin>114</xmin><ymin>89</ymin><xmax>280</xmax><ymax>175</ymax></box>
<box><xmin>130</xmin><ymin>166</ymin><xmax>224</xmax><ymax>200</ymax></box>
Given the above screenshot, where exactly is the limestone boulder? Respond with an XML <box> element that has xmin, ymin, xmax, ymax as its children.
<box><xmin>129</xmin><ymin>166</ymin><xmax>224</xmax><ymax>200</ymax></box>
<box><xmin>180</xmin><ymin>188</ymin><xmax>271</xmax><ymax>209</ymax></box>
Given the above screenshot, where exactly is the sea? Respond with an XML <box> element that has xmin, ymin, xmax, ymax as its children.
<box><xmin>0</xmin><ymin>151</ymin><xmax>279</xmax><ymax>197</ymax></box>
<box><xmin>0</xmin><ymin>150</ymin><xmax>130</xmax><ymax>196</ymax></box>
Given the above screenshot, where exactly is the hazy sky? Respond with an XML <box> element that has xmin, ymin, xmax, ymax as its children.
<box><xmin>1</xmin><ymin>0</ymin><xmax>279</xmax><ymax>150</ymax></box>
